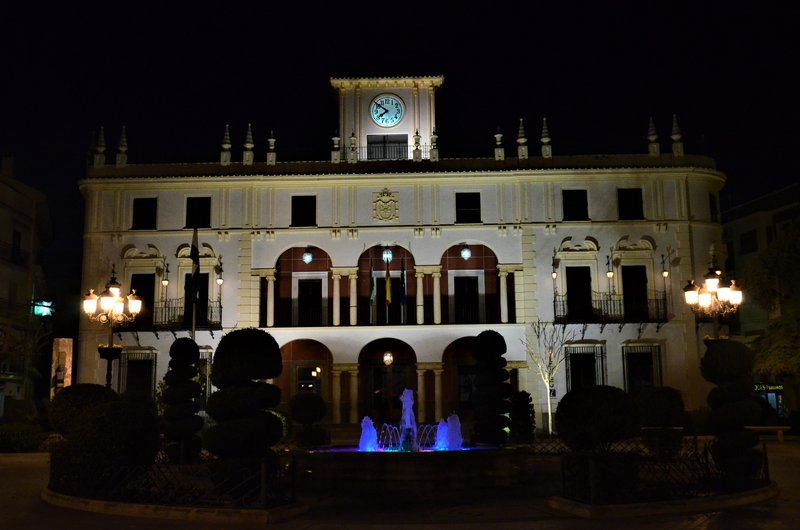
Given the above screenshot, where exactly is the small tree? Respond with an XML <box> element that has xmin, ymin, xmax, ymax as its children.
<box><xmin>523</xmin><ymin>319</ymin><xmax>576</xmax><ymax>435</ymax></box>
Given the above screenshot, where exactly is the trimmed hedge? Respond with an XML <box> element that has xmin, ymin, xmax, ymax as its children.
<box><xmin>289</xmin><ymin>392</ymin><xmax>326</xmax><ymax>427</ymax></box>
<box><xmin>556</xmin><ymin>385</ymin><xmax>641</xmax><ymax>451</ymax></box>
<box><xmin>211</xmin><ymin>328</ymin><xmax>282</xmax><ymax>388</ymax></box>
<box><xmin>49</xmin><ymin>384</ymin><xmax>118</xmax><ymax>435</ymax></box>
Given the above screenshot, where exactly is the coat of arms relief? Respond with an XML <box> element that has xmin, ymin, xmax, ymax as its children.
<box><xmin>372</xmin><ymin>188</ymin><xmax>399</xmax><ymax>223</ymax></box>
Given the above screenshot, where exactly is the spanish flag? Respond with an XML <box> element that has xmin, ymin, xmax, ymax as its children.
<box><xmin>385</xmin><ymin>262</ymin><xmax>392</xmax><ymax>306</ymax></box>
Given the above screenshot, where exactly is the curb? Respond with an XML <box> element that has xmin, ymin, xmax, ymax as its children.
<box><xmin>547</xmin><ymin>481</ymin><xmax>780</xmax><ymax>519</ymax></box>
<box><xmin>41</xmin><ymin>487</ymin><xmax>309</xmax><ymax>524</ymax></box>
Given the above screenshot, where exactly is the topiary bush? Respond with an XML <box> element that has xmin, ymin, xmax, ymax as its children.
<box><xmin>634</xmin><ymin>386</ymin><xmax>687</xmax><ymax>459</ymax></box>
<box><xmin>161</xmin><ymin>337</ymin><xmax>204</xmax><ymax>463</ymax></box>
<box><xmin>509</xmin><ymin>390</ymin><xmax>536</xmax><ymax>444</ymax></box>
<box><xmin>203</xmin><ymin>328</ymin><xmax>283</xmax><ymax>459</ymax></box>
<box><xmin>49</xmin><ymin>398</ymin><xmax>160</xmax><ymax>497</ymax></box>
<box><xmin>49</xmin><ymin>383</ymin><xmax>118</xmax><ymax>435</ymax></box>
<box><xmin>700</xmin><ymin>339</ymin><xmax>764</xmax><ymax>481</ymax></box>
<box><xmin>471</xmin><ymin>330</ymin><xmax>512</xmax><ymax>445</ymax></box>
<box><xmin>556</xmin><ymin>385</ymin><xmax>641</xmax><ymax>452</ymax></box>
<box><xmin>289</xmin><ymin>392</ymin><xmax>328</xmax><ymax>447</ymax></box>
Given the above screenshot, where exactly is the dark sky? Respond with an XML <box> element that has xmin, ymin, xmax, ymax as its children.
<box><xmin>2</xmin><ymin>2</ymin><xmax>798</xmax><ymax>335</ymax></box>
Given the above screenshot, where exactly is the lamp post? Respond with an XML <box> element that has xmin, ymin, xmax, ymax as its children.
<box><xmin>82</xmin><ymin>265</ymin><xmax>142</xmax><ymax>388</ymax></box>
<box><xmin>683</xmin><ymin>262</ymin><xmax>743</xmax><ymax>321</ymax></box>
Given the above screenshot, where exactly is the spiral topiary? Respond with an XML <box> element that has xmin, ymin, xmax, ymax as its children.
<box><xmin>203</xmin><ymin>328</ymin><xmax>283</xmax><ymax>458</ymax></box>
<box><xmin>471</xmin><ymin>330</ymin><xmax>512</xmax><ymax>445</ymax></box>
<box><xmin>509</xmin><ymin>390</ymin><xmax>536</xmax><ymax>444</ymax></box>
<box><xmin>161</xmin><ymin>337</ymin><xmax>204</xmax><ymax>463</ymax></box>
<box><xmin>700</xmin><ymin>339</ymin><xmax>764</xmax><ymax>480</ymax></box>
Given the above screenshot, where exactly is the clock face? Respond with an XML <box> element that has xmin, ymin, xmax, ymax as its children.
<box><xmin>370</xmin><ymin>94</ymin><xmax>405</xmax><ymax>127</ymax></box>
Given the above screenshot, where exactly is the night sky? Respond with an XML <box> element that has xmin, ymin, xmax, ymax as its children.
<box><xmin>2</xmin><ymin>3</ymin><xmax>798</xmax><ymax>337</ymax></box>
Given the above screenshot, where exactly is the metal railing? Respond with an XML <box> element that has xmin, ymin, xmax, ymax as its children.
<box><xmin>338</xmin><ymin>145</ymin><xmax>433</xmax><ymax>161</ymax></box>
<box><xmin>149</xmin><ymin>298</ymin><xmax>222</xmax><ymax>329</ymax></box>
<box><xmin>554</xmin><ymin>290</ymin><xmax>667</xmax><ymax>324</ymax></box>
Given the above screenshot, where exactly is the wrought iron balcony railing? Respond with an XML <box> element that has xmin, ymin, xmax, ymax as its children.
<box><xmin>145</xmin><ymin>298</ymin><xmax>222</xmax><ymax>330</ymax></box>
<box><xmin>554</xmin><ymin>290</ymin><xmax>667</xmax><ymax>325</ymax></box>
<box><xmin>338</xmin><ymin>145</ymin><xmax>433</xmax><ymax>161</ymax></box>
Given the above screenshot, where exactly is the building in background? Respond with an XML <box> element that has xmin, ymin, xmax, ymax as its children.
<box><xmin>77</xmin><ymin>76</ymin><xmax>727</xmax><ymax>429</ymax></box>
<box><xmin>0</xmin><ymin>154</ymin><xmax>51</xmax><ymax>417</ymax></box>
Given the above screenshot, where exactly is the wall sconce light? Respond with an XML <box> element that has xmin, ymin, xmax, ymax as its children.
<box><xmin>383</xmin><ymin>351</ymin><xmax>394</xmax><ymax>366</ymax></box>
<box><xmin>382</xmin><ymin>246</ymin><xmax>393</xmax><ymax>263</ymax></box>
<box><xmin>606</xmin><ymin>256</ymin><xmax>614</xmax><ymax>279</ymax></box>
<box><xmin>161</xmin><ymin>263</ymin><xmax>170</xmax><ymax>287</ymax></box>
<box><xmin>302</xmin><ymin>247</ymin><xmax>313</xmax><ymax>264</ymax></box>
<box><xmin>460</xmin><ymin>243</ymin><xmax>472</xmax><ymax>260</ymax></box>
<box><xmin>215</xmin><ymin>258</ymin><xmax>224</xmax><ymax>285</ymax></box>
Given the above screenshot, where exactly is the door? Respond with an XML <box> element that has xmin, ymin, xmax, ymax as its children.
<box><xmin>566</xmin><ymin>267</ymin><xmax>593</xmax><ymax>322</ymax></box>
<box><xmin>184</xmin><ymin>272</ymin><xmax>209</xmax><ymax>326</ymax></box>
<box><xmin>129</xmin><ymin>273</ymin><xmax>155</xmax><ymax>328</ymax></box>
<box><xmin>454</xmin><ymin>276</ymin><xmax>480</xmax><ymax>323</ymax></box>
<box><xmin>298</xmin><ymin>279</ymin><xmax>323</xmax><ymax>326</ymax></box>
<box><xmin>622</xmin><ymin>266</ymin><xmax>649</xmax><ymax>321</ymax></box>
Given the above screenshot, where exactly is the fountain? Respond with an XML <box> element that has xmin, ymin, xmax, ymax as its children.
<box><xmin>293</xmin><ymin>387</ymin><xmax>527</xmax><ymax>497</ymax></box>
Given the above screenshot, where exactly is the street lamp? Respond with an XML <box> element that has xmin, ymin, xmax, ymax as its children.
<box><xmin>683</xmin><ymin>264</ymin><xmax>743</xmax><ymax>318</ymax></box>
<box><xmin>82</xmin><ymin>265</ymin><xmax>142</xmax><ymax>388</ymax></box>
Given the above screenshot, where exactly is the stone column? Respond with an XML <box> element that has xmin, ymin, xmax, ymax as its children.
<box><xmin>415</xmin><ymin>271</ymin><xmax>425</xmax><ymax>324</ymax></box>
<box><xmin>416</xmin><ymin>368</ymin><xmax>427</xmax><ymax>423</ymax></box>
<box><xmin>433</xmin><ymin>368</ymin><xmax>444</xmax><ymax>421</ymax></box>
<box><xmin>265</xmin><ymin>270</ymin><xmax>275</xmax><ymax>327</ymax></box>
<box><xmin>332</xmin><ymin>272</ymin><xmax>341</xmax><ymax>326</ymax></box>
<box><xmin>499</xmin><ymin>270</ymin><xmax>509</xmax><ymax>324</ymax></box>
<box><xmin>349</xmin><ymin>272</ymin><xmax>358</xmax><ymax>325</ymax></box>
<box><xmin>332</xmin><ymin>368</ymin><xmax>342</xmax><ymax>424</ymax></box>
<box><xmin>432</xmin><ymin>270</ymin><xmax>442</xmax><ymax>324</ymax></box>
<box><xmin>349</xmin><ymin>368</ymin><xmax>359</xmax><ymax>424</ymax></box>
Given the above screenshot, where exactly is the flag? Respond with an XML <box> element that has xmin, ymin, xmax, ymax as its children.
<box><xmin>189</xmin><ymin>227</ymin><xmax>200</xmax><ymax>304</ymax></box>
<box><xmin>385</xmin><ymin>261</ymin><xmax>392</xmax><ymax>306</ymax></box>
<box><xmin>369</xmin><ymin>257</ymin><xmax>375</xmax><ymax>307</ymax></box>
<box><xmin>399</xmin><ymin>258</ymin><xmax>406</xmax><ymax>306</ymax></box>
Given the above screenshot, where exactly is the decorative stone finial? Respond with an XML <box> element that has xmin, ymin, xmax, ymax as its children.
<box><xmin>331</xmin><ymin>131</ymin><xmax>341</xmax><ymax>164</ymax></box>
<box><xmin>647</xmin><ymin>117</ymin><xmax>660</xmax><ymax>157</ymax></box>
<box><xmin>115</xmin><ymin>125</ymin><xmax>128</xmax><ymax>167</ymax></box>
<box><xmin>266</xmin><ymin>130</ymin><xmax>277</xmax><ymax>166</ymax></box>
<box><xmin>670</xmin><ymin>114</ymin><xmax>682</xmax><ymax>142</ymax></box>
<box><xmin>540</xmin><ymin>118</ymin><xmax>553</xmax><ymax>158</ymax></box>
<box><xmin>347</xmin><ymin>131</ymin><xmax>358</xmax><ymax>164</ymax></box>
<box><xmin>244</xmin><ymin>123</ymin><xmax>255</xmax><ymax>150</ymax></box>
<box><xmin>671</xmin><ymin>114</ymin><xmax>684</xmax><ymax>157</ymax></box>
<box><xmin>117</xmin><ymin>125</ymin><xmax>128</xmax><ymax>153</ymax></box>
<box><xmin>494</xmin><ymin>128</ymin><xmax>505</xmax><ymax>161</ymax></box>
<box><xmin>220</xmin><ymin>124</ymin><xmax>232</xmax><ymax>166</ymax></box>
<box><xmin>430</xmin><ymin>127</ymin><xmax>439</xmax><ymax>162</ymax></box>
<box><xmin>221</xmin><ymin>124</ymin><xmax>232</xmax><ymax>150</ymax></box>
<box><xmin>93</xmin><ymin>126</ymin><xmax>106</xmax><ymax>167</ymax></box>
<box><xmin>517</xmin><ymin>118</ymin><xmax>527</xmax><ymax>145</ymax></box>
<box><xmin>267</xmin><ymin>130</ymin><xmax>276</xmax><ymax>151</ymax></box>
<box><xmin>494</xmin><ymin>127</ymin><xmax>503</xmax><ymax>146</ymax></box>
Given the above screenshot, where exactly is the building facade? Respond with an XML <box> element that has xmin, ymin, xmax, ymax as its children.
<box><xmin>78</xmin><ymin>76</ymin><xmax>726</xmax><ymax>428</ymax></box>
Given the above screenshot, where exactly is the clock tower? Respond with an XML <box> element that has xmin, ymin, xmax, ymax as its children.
<box><xmin>330</xmin><ymin>76</ymin><xmax>443</xmax><ymax>161</ymax></box>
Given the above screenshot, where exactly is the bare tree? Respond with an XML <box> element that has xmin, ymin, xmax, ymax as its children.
<box><xmin>522</xmin><ymin>319</ymin><xmax>576</xmax><ymax>435</ymax></box>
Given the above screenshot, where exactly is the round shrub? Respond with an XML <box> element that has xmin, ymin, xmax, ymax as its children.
<box><xmin>161</xmin><ymin>380</ymin><xmax>202</xmax><ymax>404</ymax></box>
<box><xmin>169</xmin><ymin>337</ymin><xmax>201</xmax><ymax>364</ymax></box>
<box><xmin>700</xmin><ymin>339</ymin><xmax>755</xmax><ymax>385</ymax></box>
<box><xmin>289</xmin><ymin>392</ymin><xmax>327</xmax><ymax>426</ymax></box>
<box><xmin>211</xmin><ymin>328</ymin><xmax>282</xmax><ymax>388</ymax></box>
<box><xmin>707</xmin><ymin>378</ymin><xmax>754</xmax><ymax>409</ymax></box>
<box><xmin>206</xmin><ymin>383</ymin><xmax>281</xmax><ymax>421</ymax></box>
<box><xmin>163</xmin><ymin>401</ymin><xmax>201</xmax><ymax>420</ymax></box>
<box><xmin>70</xmin><ymin>400</ymin><xmax>160</xmax><ymax>467</ymax></box>
<box><xmin>202</xmin><ymin>413</ymin><xmax>284</xmax><ymax>457</ymax></box>
<box><xmin>49</xmin><ymin>384</ymin><xmax>118</xmax><ymax>435</ymax></box>
<box><xmin>556</xmin><ymin>385</ymin><xmax>641</xmax><ymax>451</ymax></box>
<box><xmin>163</xmin><ymin>366</ymin><xmax>199</xmax><ymax>385</ymax></box>
<box><xmin>635</xmin><ymin>386</ymin><xmax>686</xmax><ymax>428</ymax></box>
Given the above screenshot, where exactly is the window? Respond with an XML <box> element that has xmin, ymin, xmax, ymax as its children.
<box><xmin>739</xmin><ymin>229</ymin><xmax>758</xmax><ymax>255</ymax></box>
<box><xmin>565</xmin><ymin>344</ymin><xmax>606</xmax><ymax>391</ymax></box>
<box><xmin>618</xmin><ymin>188</ymin><xmax>644</xmax><ymax>220</ymax></box>
<box><xmin>622</xmin><ymin>344</ymin><xmax>662</xmax><ymax>395</ymax></box>
<box><xmin>185</xmin><ymin>197</ymin><xmax>211</xmax><ymax>228</ymax></box>
<box><xmin>562</xmin><ymin>190</ymin><xmax>589</xmax><ymax>221</ymax></box>
<box><xmin>455</xmin><ymin>192</ymin><xmax>481</xmax><ymax>223</ymax></box>
<box><xmin>120</xmin><ymin>350</ymin><xmax>157</xmax><ymax>398</ymax></box>
<box><xmin>297</xmin><ymin>366</ymin><xmax>321</xmax><ymax>394</ymax></box>
<box><xmin>367</xmin><ymin>134</ymin><xmax>408</xmax><ymax>160</ymax></box>
<box><xmin>131</xmin><ymin>198</ymin><xmax>157</xmax><ymax>229</ymax></box>
<box><xmin>709</xmin><ymin>193</ymin><xmax>719</xmax><ymax>222</ymax></box>
<box><xmin>291</xmin><ymin>196</ymin><xmax>317</xmax><ymax>227</ymax></box>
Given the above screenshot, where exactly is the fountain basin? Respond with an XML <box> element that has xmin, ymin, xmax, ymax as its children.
<box><xmin>292</xmin><ymin>445</ymin><xmax>530</xmax><ymax>499</ymax></box>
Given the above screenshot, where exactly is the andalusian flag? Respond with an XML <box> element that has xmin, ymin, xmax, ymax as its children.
<box><xmin>385</xmin><ymin>261</ymin><xmax>392</xmax><ymax>306</ymax></box>
<box><xmin>369</xmin><ymin>257</ymin><xmax>375</xmax><ymax>307</ymax></box>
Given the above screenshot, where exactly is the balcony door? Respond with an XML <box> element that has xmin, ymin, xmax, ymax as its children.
<box><xmin>566</xmin><ymin>267</ymin><xmax>593</xmax><ymax>322</ymax></box>
<box><xmin>183</xmin><ymin>272</ymin><xmax>209</xmax><ymax>326</ymax></box>
<box><xmin>622</xmin><ymin>266</ymin><xmax>649</xmax><ymax>321</ymax></box>
<box><xmin>129</xmin><ymin>273</ymin><xmax>155</xmax><ymax>328</ymax></box>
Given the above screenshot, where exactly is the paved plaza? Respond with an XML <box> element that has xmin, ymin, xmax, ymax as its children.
<box><xmin>1</xmin><ymin>439</ymin><xmax>798</xmax><ymax>529</ymax></box>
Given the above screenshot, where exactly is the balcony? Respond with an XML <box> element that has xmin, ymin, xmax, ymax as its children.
<box><xmin>135</xmin><ymin>298</ymin><xmax>222</xmax><ymax>331</ymax></box>
<box><xmin>554</xmin><ymin>290</ymin><xmax>667</xmax><ymax>328</ymax></box>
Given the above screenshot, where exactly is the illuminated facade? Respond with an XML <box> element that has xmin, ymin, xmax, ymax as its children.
<box><xmin>77</xmin><ymin>76</ymin><xmax>727</xmax><ymax>427</ymax></box>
